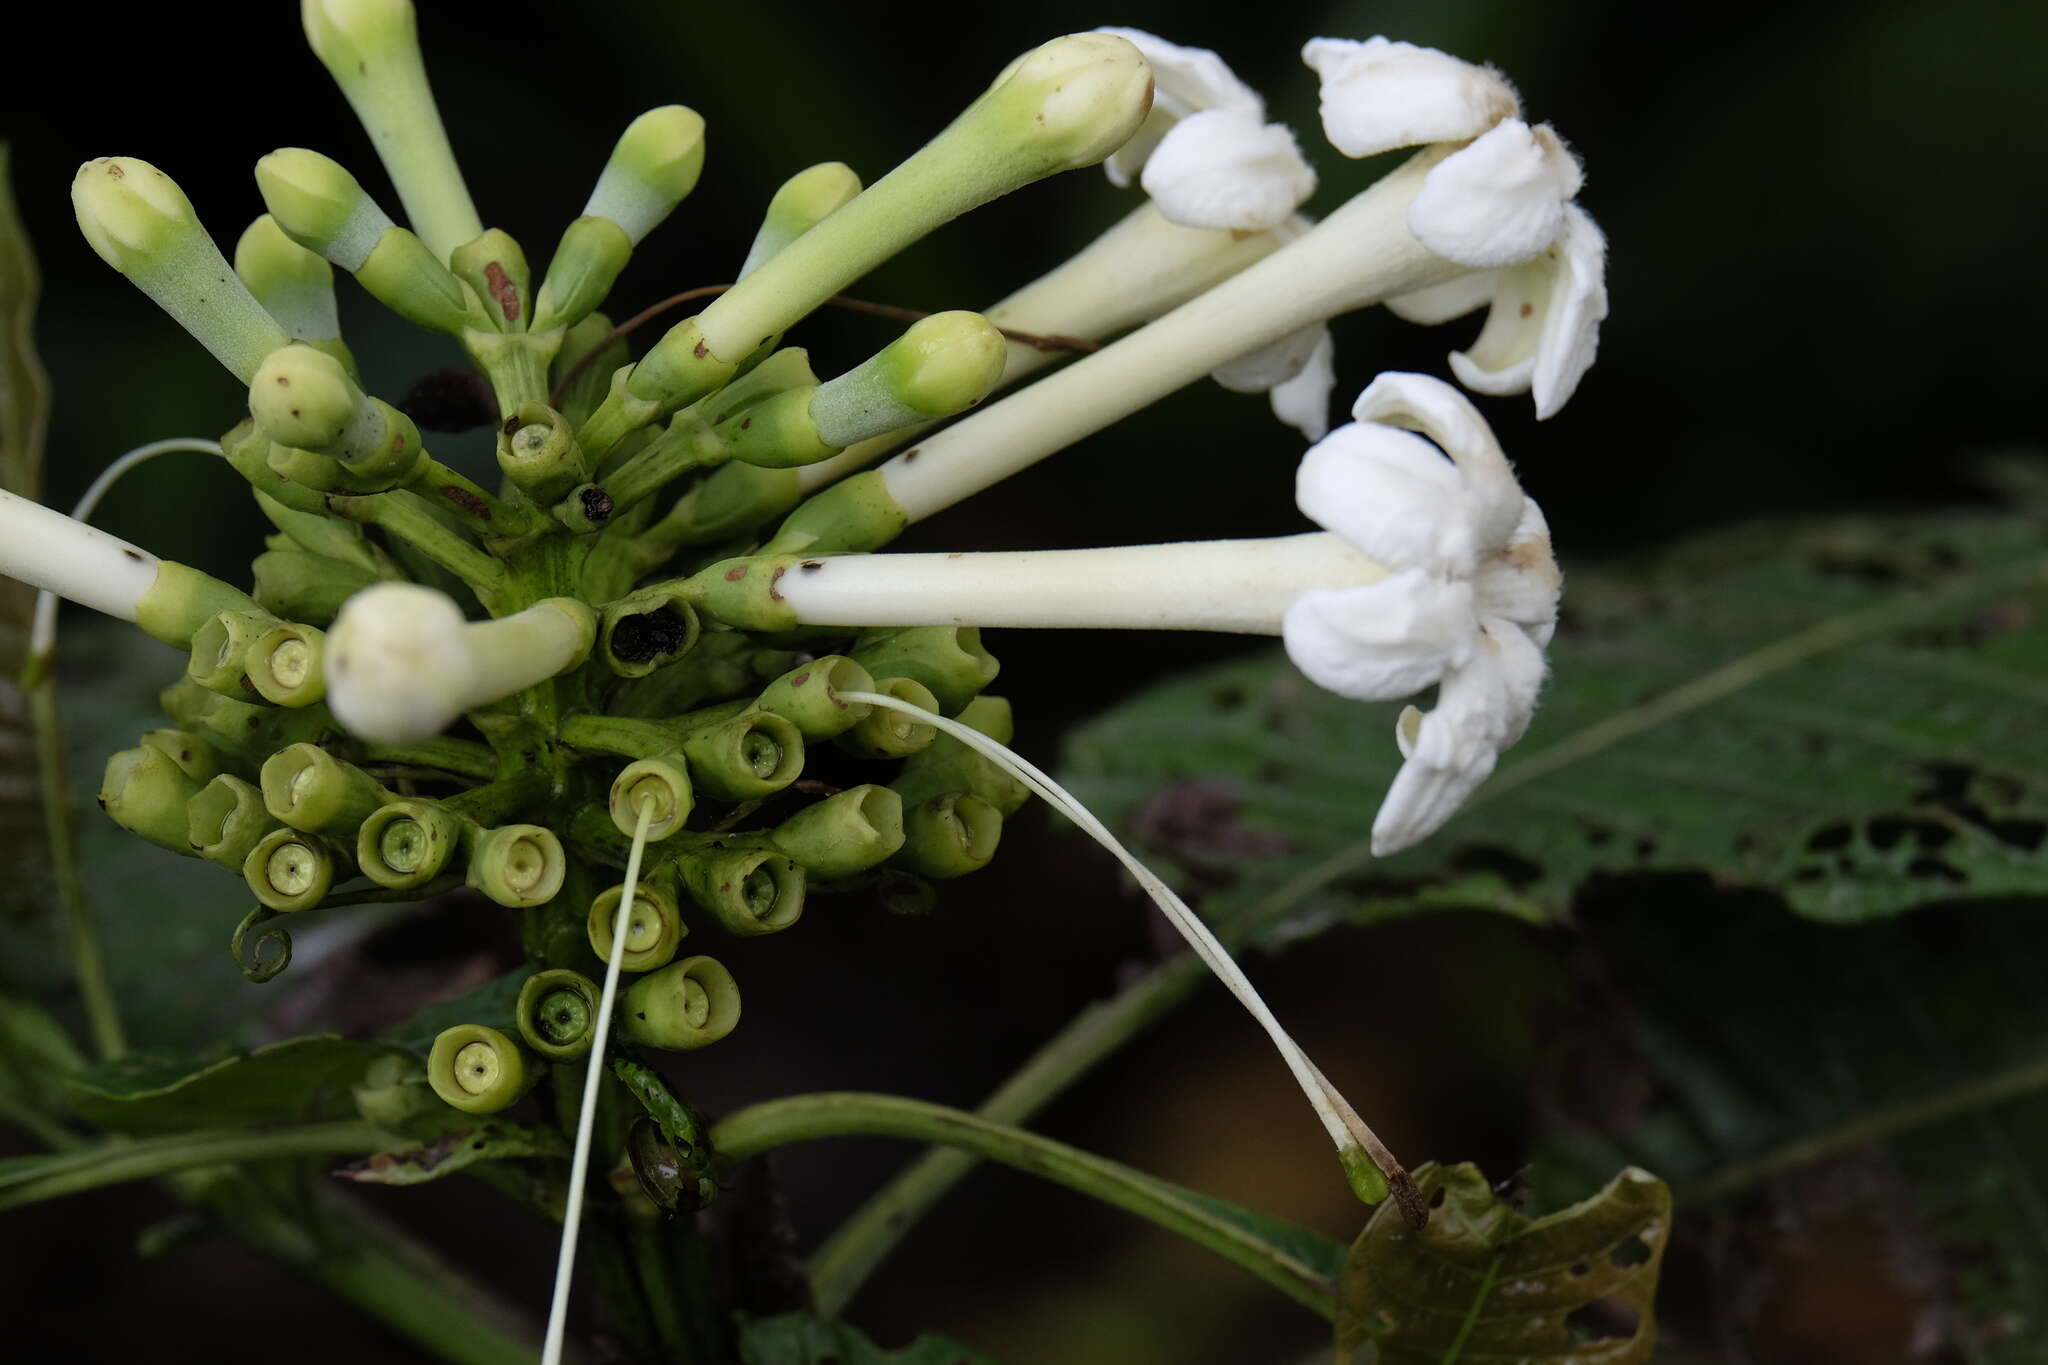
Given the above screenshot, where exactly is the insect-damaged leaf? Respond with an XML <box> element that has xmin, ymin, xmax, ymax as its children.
<box><xmin>333</xmin><ymin>1122</ymin><xmax>568</xmax><ymax>1186</ymax></box>
<box><xmin>1334</xmin><ymin>1162</ymin><xmax>1670</xmax><ymax>1365</ymax></box>
<box><xmin>1063</xmin><ymin>471</ymin><xmax>2048</xmax><ymax>934</ymax></box>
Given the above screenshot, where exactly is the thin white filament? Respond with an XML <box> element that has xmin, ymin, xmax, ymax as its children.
<box><xmin>28</xmin><ymin>438</ymin><xmax>224</xmax><ymax>660</ymax></box>
<box><xmin>543</xmin><ymin>791</ymin><xmax>657</xmax><ymax>1365</ymax></box>
<box><xmin>839</xmin><ymin>690</ymin><xmax>1392</xmax><ymax>1178</ymax></box>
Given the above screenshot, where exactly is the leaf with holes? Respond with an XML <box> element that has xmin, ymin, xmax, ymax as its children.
<box><xmin>333</xmin><ymin>1122</ymin><xmax>568</xmax><ymax>1186</ymax></box>
<box><xmin>1334</xmin><ymin>1162</ymin><xmax>1670</xmax><ymax>1364</ymax></box>
<box><xmin>1062</xmin><ymin>470</ymin><xmax>2048</xmax><ymax>932</ymax></box>
<box><xmin>1531</xmin><ymin>891</ymin><xmax>2048</xmax><ymax>1362</ymax></box>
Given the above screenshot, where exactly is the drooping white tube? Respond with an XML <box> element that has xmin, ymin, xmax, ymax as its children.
<box><xmin>0</xmin><ymin>488</ymin><xmax>161</xmax><ymax>624</ymax></box>
<box><xmin>774</xmin><ymin>533</ymin><xmax>1385</xmax><ymax>633</ymax></box>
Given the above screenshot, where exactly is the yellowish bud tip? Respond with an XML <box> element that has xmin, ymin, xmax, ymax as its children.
<box><xmin>301</xmin><ymin>0</ymin><xmax>417</xmax><ymax>66</ymax></box>
<box><xmin>72</xmin><ymin>157</ymin><xmax>197</xmax><ymax>273</ymax></box>
<box><xmin>991</xmin><ymin>33</ymin><xmax>1155</xmax><ymax>172</ymax></box>
<box><xmin>249</xmin><ymin>343</ymin><xmax>358</xmax><ymax>449</ymax></box>
<box><xmin>256</xmin><ymin>148</ymin><xmax>382</xmax><ymax>265</ymax></box>
<box><xmin>888</xmin><ymin>312</ymin><xmax>1008</xmax><ymax>416</ymax></box>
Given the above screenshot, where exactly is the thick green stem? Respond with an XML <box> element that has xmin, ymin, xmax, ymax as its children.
<box><xmin>28</xmin><ymin>676</ymin><xmax>123</xmax><ymax>1059</ymax></box>
<box><xmin>362</xmin><ymin>735</ymin><xmax>498</xmax><ymax>781</ymax></box>
<box><xmin>329</xmin><ymin>489</ymin><xmax>509</xmax><ymax>603</ymax></box>
<box><xmin>0</xmin><ymin>1120</ymin><xmax>387</xmax><ymax>1210</ymax></box>
<box><xmin>713</xmin><ymin>1092</ymin><xmax>1338</xmax><ymax>1318</ymax></box>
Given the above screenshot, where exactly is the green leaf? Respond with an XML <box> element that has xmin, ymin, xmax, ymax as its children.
<box><xmin>376</xmin><ymin>966</ymin><xmax>528</xmax><ymax>1055</ymax></box>
<box><xmin>1174</xmin><ymin>1184</ymin><xmax>1349</xmax><ymax>1287</ymax></box>
<box><xmin>0</xmin><ymin>142</ymin><xmax>46</xmax><ymax>507</ymax></box>
<box><xmin>0</xmin><ymin>990</ymin><xmax>85</xmax><ymax>1115</ymax></box>
<box><xmin>1063</xmin><ymin>484</ymin><xmax>2048</xmax><ymax>931</ymax></box>
<box><xmin>1530</xmin><ymin>893</ymin><xmax>2048</xmax><ymax>1362</ymax></box>
<box><xmin>737</xmin><ymin>1312</ymin><xmax>1000</xmax><ymax>1365</ymax></box>
<box><xmin>66</xmin><ymin>1034</ymin><xmax>401</xmax><ymax>1133</ymax></box>
<box><xmin>1335</xmin><ymin>1162</ymin><xmax>1670</xmax><ymax>1365</ymax></box>
<box><xmin>332</xmin><ymin>1121</ymin><xmax>568</xmax><ymax>1186</ymax></box>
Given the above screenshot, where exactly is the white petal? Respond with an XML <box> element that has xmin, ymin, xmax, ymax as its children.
<box><xmin>1103</xmin><ymin>107</ymin><xmax>1175</xmax><ymax>188</ymax></box>
<box><xmin>1282</xmin><ymin>570</ymin><xmax>1475</xmax><ymax>702</ymax></box>
<box><xmin>1385</xmin><ymin>271</ymin><xmax>1497</xmax><ymax>326</ymax></box>
<box><xmin>1213</xmin><ymin>319</ymin><xmax>1325</xmax><ymax>394</ymax></box>
<box><xmin>1408</xmin><ymin>120</ymin><xmax>1583</xmax><ymax>268</ymax></box>
<box><xmin>1531</xmin><ymin>204</ymin><xmax>1608</xmax><ymax>419</ymax></box>
<box><xmin>1095</xmin><ymin>28</ymin><xmax>1263</xmax><ymax>120</ymax></box>
<box><xmin>1295</xmin><ymin>419</ymin><xmax>1478</xmax><ymax>575</ymax></box>
<box><xmin>1446</xmin><ymin>202</ymin><xmax>1608</xmax><ymax>417</ymax></box>
<box><xmin>1268</xmin><ymin>328</ymin><xmax>1336</xmax><ymax>441</ymax></box>
<box><xmin>1301</xmin><ymin>37</ymin><xmax>1520</xmax><ymax>158</ymax></box>
<box><xmin>1139</xmin><ymin>108</ymin><xmax>1316</xmax><ymax>230</ymax></box>
<box><xmin>1351</xmin><ymin>372</ymin><xmax>1523</xmax><ymax>548</ymax></box>
<box><xmin>1474</xmin><ymin>497</ymin><xmax>1562</xmax><ymax>645</ymax></box>
<box><xmin>1369</xmin><ymin>622</ymin><xmax>1547</xmax><ymax>854</ymax></box>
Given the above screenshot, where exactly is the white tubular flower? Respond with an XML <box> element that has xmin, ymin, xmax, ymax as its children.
<box><xmin>326</xmin><ymin>584</ymin><xmax>596</xmax><ymax>743</ymax></box>
<box><xmin>1390</xmin><ymin>204</ymin><xmax>1609</xmax><ymax>419</ymax></box>
<box><xmin>1095</xmin><ymin>28</ymin><xmax>1315</xmax><ymax>232</ymax></box>
<box><xmin>1303</xmin><ymin>36</ymin><xmax>1583</xmax><ymax>267</ymax></box>
<box><xmin>1281</xmin><ymin>372</ymin><xmax>1559</xmax><ymax>854</ymax></box>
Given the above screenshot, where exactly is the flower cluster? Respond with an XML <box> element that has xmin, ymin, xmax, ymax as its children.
<box><xmin>0</xmin><ymin>0</ymin><xmax>1606</xmax><ymax>1278</ymax></box>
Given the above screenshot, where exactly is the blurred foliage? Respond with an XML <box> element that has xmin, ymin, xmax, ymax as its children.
<box><xmin>66</xmin><ymin>1034</ymin><xmax>398</xmax><ymax>1134</ymax></box>
<box><xmin>1065</xmin><ymin>468</ymin><xmax>2048</xmax><ymax>929</ymax></box>
<box><xmin>1532</xmin><ymin>891</ymin><xmax>2048</xmax><ymax>1362</ymax></box>
<box><xmin>1335</xmin><ymin>1162</ymin><xmax>1670</xmax><ymax>1364</ymax></box>
<box><xmin>738</xmin><ymin>1312</ymin><xmax>998</xmax><ymax>1365</ymax></box>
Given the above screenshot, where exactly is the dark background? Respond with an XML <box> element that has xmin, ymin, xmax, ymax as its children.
<box><xmin>2</xmin><ymin>1</ymin><xmax>2044</xmax><ymax>1361</ymax></box>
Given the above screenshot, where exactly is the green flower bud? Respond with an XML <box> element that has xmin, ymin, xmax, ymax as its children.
<box><xmin>495</xmin><ymin>401</ymin><xmax>587</xmax><ymax>504</ymax></box>
<box><xmin>350</xmin><ymin>1056</ymin><xmax>446</xmax><ymax>1131</ymax></box>
<box><xmin>245</xmin><ymin>621</ymin><xmax>327</xmax><ymax>706</ymax></box>
<box><xmin>668</xmin><ymin>704</ymin><xmax>804</xmax><ymax>802</ymax></box>
<box><xmin>220</xmin><ymin>419</ymin><xmax>326</xmax><ymax>514</ymax></box>
<box><xmin>160</xmin><ymin>676</ymin><xmax>338</xmax><ymax>763</ymax></box>
<box><xmin>754</xmin><ymin>655</ymin><xmax>874</xmax><ymax>738</ymax></box>
<box><xmin>834</xmin><ymin>677</ymin><xmax>939</xmax><ymax>759</ymax></box>
<box><xmin>590</xmin><ymin>106</ymin><xmax>706</xmax><ymax>244</ymax></box>
<box><xmin>254</xmin><ymin>148</ymin><xmax>393</xmax><ymax>270</ymax></box>
<box><xmin>771</xmin><ymin>784</ymin><xmax>904</xmax><ymax>878</ymax></box>
<box><xmin>527</xmin><ymin>217</ymin><xmax>630</xmax><ymax>337</ymax></box>
<box><xmin>251</xmin><ymin>547</ymin><xmax>381</xmax><ymax>626</ymax></box>
<box><xmin>515</xmin><ymin>969</ymin><xmax>602</xmax><ymax>1061</ymax></box>
<box><xmin>642</xmin><ymin>461</ymin><xmax>804</xmax><ymax>552</ymax></box>
<box><xmin>598</xmin><ymin>583</ymin><xmax>701</xmax><ymax>679</ymax></box>
<box><xmin>586</xmin><ymin>874</ymin><xmax>686</xmax><ymax>973</ymax></box>
<box><xmin>356</xmin><ymin>798</ymin><xmax>465</xmax><ymax>889</ymax></box>
<box><xmin>609</xmin><ymin>751</ymin><xmax>695</xmax><ymax>842</ymax></box>
<box><xmin>894</xmin><ymin>791</ymin><xmax>1002</xmax><ymax>879</ymax></box>
<box><xmin>261</xmin><ymin>741</ymin><xmax>393</xmax><ymax>834</ymax></box>
<box><xmin>99</xmin><ymin>743</ymin><xmax>205</xmax><ymax>853</ymax></box>
<box><xmin>300</xmin><ymin>0</ymin><xmax>482</xmax><ymax>261</ymax></box>
<box><xmin>132</xmin><ymin>560</ymin><xmax>263</xmax><ymax>649</ymax></box>
<box><xmin>981</xmin><ymin>33</ymin><xmax>1156</xmax><ymax>173</ymax></box>
<box><xmin>186</xmin><ymin>608</ymin><xmax>281</xmax><ymax>696</ymax></box>
<box><xmin>757</xmin><ymin>469</ymin><xmax>911</xmax><ymax>556</ymax></box>
<box><xmin>234</xmin><ymin>214</ymin><xmax>343</xmax><ymax>349</ymax></box>
<box><xmin>894</xmin><ymin>695</ymin><xmax>1030</xmax><ymax>815</ymax></box>
<box><xmin>72</xmin><ymin>157</ymin><xmax>290</xmax><ymax>383</ymax></box>
<box><xmin>426</xmin><ymin>1024</ymin><xmax>534</xmax><ymax>1115</ymax></box>
<box><xmin>466</xmin><ymin>823</ymin><xmax>566</xmax><ymax>908</ymax></box>
<box><xmin>449</xmin><ymin>228</ymin><xmax>530</xmax><ymax>331</ymax></box>
<box><xmin>248</xmin><ymin>344</ymin><xmax>425</xmax><ymax>484</ymax></box>
<box><xmin>529</xmin><ymin>106</ymin><xmax>705</xmax><ymax>332</ymax></box>
<box><xmin>254</xmin><ymin>486</ymin><xmax>380</xmax><ymax>572</ymax></box>
<box><xmin>138</xmin><ymin>728</ymin><xmax>220</xmax><ymax>783</ymax></box>
<box><xmin>738</xmin><ymin>162</ymin><xmax>863</xmax><ymax>279</ymax></box>
<box><xmin>621</xmin><ymin>955</ymin><xmax>740</xmax><ymax>1051</ymax></box>
<box><xmin>673</xmin><ymin>837</ymin><xmax>805</xmax><ymax>936</ymax></box>
<box><xmin>187</xmin><ymin>774</ymin><xmax>284</xmax><ymax>868</ymax></box>
<box><xmin>852</xmin><ymin>625</ymin><xmax>999</xmax><ymax>715</ymax></box>
<box><xmin>805</xmin><ymin>311</ymin><xmax>1007</xmax><ymax>450</ymax></box>
<box><xmin>244</xmin><ymin>826</ymin><xmax>340</xmax><ymax>911</ymax></box>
